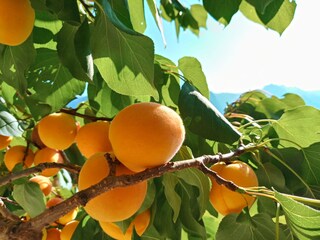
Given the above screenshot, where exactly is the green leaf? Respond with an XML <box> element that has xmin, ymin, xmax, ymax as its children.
<box><xmin>127</xmin><ymin>0</ymin><xmax>146</xmax><ymax>33</ymax></box>
<box><xmin>163</xmin><ymin>173</ymin><xmax>181</xmax><ymax>222</ymax></box>
<box><xmin>46</xmin><ymin>0</ymin><xmax>81</xmax><ymax>25</ymax></box>
<box><xmin>57</xmin><ymin>19</ymin><xmax>93</xmax><ymax>82</ymax></box>
<box><xmin>146</xmin><ymin>0</ymin><xmax>166</xmax><ymax>45</ymax></box>
<box><xmin>0</xmin><ymin>38</ymin><xmax>36</xmax><ymax>94</ymax></box>
<box><xmin>203</xmin><ymin>0</ymin><xmax>242</xmax><ymax>25</ymax></box>
<box><xmin>216</xmin><ymin>213</ymin><xmax>285</xmax><ymax>240</ymax></box>
<box><xmin>91</xmin><ymin>3</ymin><xmax>158</xmax><ymax>99</ymax></box>
<box><xmin>245</xmin><ymin>0</ymin><xmax>275</xmax><ymax>14</ymax></box>
<box><xmin>190</xmin><ymin>4</ymin><xmax>208</xmax><ymax>29</ymax></box>
<box><xmin>0</xmin><ymin>104</ymin><xmax>24</xmax><ymax>137</ymax></box>
<box><xmin>240</xmin><ymin>0</ymin><xmax>296</xmax><ymax>34</ymax></box>
<box><xmin>178</xmin><ymin>56</ymin><xmax>209</xmax><ymax>99</ymax></box>
<box><xmin>275</xmin><ymin>191</ymin><xmax>320</xmax><ymax>240</ymax></box>
<box><xmin>72</xmin><ymin>215</ymin><xmax>103</xmax><ymax>240</ymax></box>
<box><xmin>272</xmin><ymin>106</ymin><xmax>320</xmax><ymax>148</ymax></box>
<box><xmin>26</xmin><ymin>48</ymin><xmax>86</xmax><ymax>119</ymax></box>
<box><xmin>175</xmin><ymin>168</ymin><xmax>210</xmax><ymax>219</ymax></box>
<box><xmin>12</xmin><ymin>182</ymin><xmax>46</xmax><ymax>218</ymax></box>
<box><xmin>179</xmin><ymin>82</ymin><xmax>241</xmax><ymax>144</ymax></box>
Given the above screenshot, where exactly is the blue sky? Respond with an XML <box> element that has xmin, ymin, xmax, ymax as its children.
<box><xmin>144</xmin><ymin>0</ymin><xmax>320</xmax><ymax>93</ymax></box>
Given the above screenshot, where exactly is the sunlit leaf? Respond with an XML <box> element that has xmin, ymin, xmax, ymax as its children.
<box><xmin>275</xmin><ymin>191</ymin><xmax>320</xmax><ymax>240</ymax></box>
<box><xmin>91</xmin><ymin>2</ymin><xmax>158</xmax><ymax>99</ymax></box>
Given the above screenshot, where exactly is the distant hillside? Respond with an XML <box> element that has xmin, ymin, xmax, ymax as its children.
<box><xmin>210</xmin><ymin>84</ymin><xmax>320</xmax><ymax>113</ymax></box>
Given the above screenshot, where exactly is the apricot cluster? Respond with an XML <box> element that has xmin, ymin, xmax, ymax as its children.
<box><xmin>1</xmin><ymin>102</ymin><xmax>185</xmax><ymax>239</ymax></box>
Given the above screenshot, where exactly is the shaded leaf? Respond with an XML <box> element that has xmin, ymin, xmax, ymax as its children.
<box><xmin>179</xmin><ymin>82</ymin><xmax>241</xmax><ymax>144</ymax></box>
<box><xmin>0</xmin><ymin>38</ymin><xmax>36</xmax><ymax>94</ymax></box>
<box><xmin>203</xmin><ymin>0</ymin><xmax>242</xmax><ymax>25</ymax></box>
<box><xmin>12</xmin><ymin>182</ymin><xmax>46</xmax><ymax>218</ymax></box>
<box><xmin>216</xmin><ymin>213</ymin><xmax>285</xmax><ymax>240</ymax></box>
<box><xmin>26</xmin><ymin>48</ymin><xmax>86</xmax><ymax>119</ymax></box>
<box><xmin>163</xmin><ymin>173</ymin><xmax>181</xmax><ymax>222</ymax></box>
<box><xmin>57</xmin><ymin>19</ymin><xmax>93</xmax><ymax>82</ymax></box>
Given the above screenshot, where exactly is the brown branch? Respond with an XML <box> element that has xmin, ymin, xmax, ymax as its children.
<box><xmin>4</xmin><ymin>144</ymin><xmax>257</xmax><ymax>239</ymax></box>
<box><xmin>59</xmin><ymin>108</ymin><xmax>112</xmax><ymax>121</ymax></box>
<box><xmin>0</xmin><ymin>199</ymin><xmax>20</xmax><ymax>222</ymax></box>
<box><xmin>0</xmin><ymin>163</ymin><xmax>81</xmax><ymax>187</ymax></box>
<box><xmin>27</xmin><ymin>144</ymin><xmax>252</xmax><ymax>231</ymax></box>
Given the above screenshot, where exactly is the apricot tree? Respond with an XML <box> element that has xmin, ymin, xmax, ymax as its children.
<box><xmin>1</xmin><ymin>1</ymin><xmax>320</xmax><ymax>240</ymax></box>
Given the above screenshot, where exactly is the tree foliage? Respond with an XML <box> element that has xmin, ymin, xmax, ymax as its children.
<box><xmin>1</xmin><ymin>1</ymin><xmax>320</xmax><ymax>240</ymax></box>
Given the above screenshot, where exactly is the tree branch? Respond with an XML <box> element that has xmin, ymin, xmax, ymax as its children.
<box><xmin>27</xmin><ymin>144</ymin><xmax>253</xmax><ymax>230</ymax></box>
<box><xmin>0</xmin><ymin>163</ymin><xmax>81</xmax><ymax>187</ymax></box>
<box><xmin>59</xmin><ymin>108</ymin><xmax>112</xmax><ymax>121</ymax></box>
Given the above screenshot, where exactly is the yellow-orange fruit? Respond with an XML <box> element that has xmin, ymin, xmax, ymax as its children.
<box><xmin>29</xmin><ymin>175</ymin><xmax>52</xmax><ymax>196</ymax></box>
<box><xmin>31</xmin><ymin>124</ymin><xmax>46</xmax><ymax>149</ymax></box>
<box><xmin>75</xmin><ymin>121</ymin><xmax>112</xmax><ymax>158</ymax></box>
<box><xmin>60</xmin><ymin>220</ymin><xmax>79</xmax><ymax>240</ymax></box>
<box><xmin>109</xmin><ymin>102</ymin><xmax>185</xmax><ymax>172</ymax></box>
<box><xmin>4</xmin><ymin>145</ymin><xmax>34</xmax><ymax>171</ymax></box>
<box><xmin>38</xmin><ymin>113</ymin><xmax>78</xmax><ymax>150</ymax></box>
<box><xmin>78</xmin><ymin>152</ymin><xmax>148</xmax><ymax>222</ymax></box>
<box><xmin>46</xmin><ymin>197</ymin><xmax>78</xmax><ymax>225</ymax></box>
<box><xmin>99</xmin><ymin>209</ymin><xmax>151</xmax><ymax>240</ymax></box>
<box><xmin>0</xmin><ymin>0</ymin><xmax>35</xmax><ymax>46</ymax></box>
<box><xmin>209</xmin><ymin>161</ymin><xmax>258</xmax><ymax>215</ymax></box>
<box><xmin>0</xmin><ymin>134</ymin><xmax>12</xmax><ymax>150</ymax></box>
<box><xmin>45</xmin><ymin>228</ymin><xmax>61</xmax><ymax>240</ymax></box>
<box><xmin>33</xmin><ymin>148</ymin><xmax>64</xmax><ymax>177</ymax></box>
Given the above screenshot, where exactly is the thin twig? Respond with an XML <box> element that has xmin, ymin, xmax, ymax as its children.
<box><xmin>0</xmin><ymin>163</ymin><xmax>81</xmax><ymax>187</ymax></box>
<box><xmin>0</xmin><ymin>199</ymin><xmax>20</xmax><ymax>222</ymax></box>
<box><xmin>59</xmin><ymin>108</ymin><xmax>112</xmax><ymax>121</ymax></box>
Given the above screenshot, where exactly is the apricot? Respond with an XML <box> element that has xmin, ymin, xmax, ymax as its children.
<box><xmin>0</xmin><ymin>134</ymin><xmax>12</xmax><ymax>150</ymax></box>
<box><xmin>60</xmin><ymin>220</ymin><xmax>79</xmax><ymax>240</ymax></box>
<box><xmin>0</xmin><ymin>0</ymin><xmax>35</xmax><ymax>46</ymax></box>
<box><xmin>4</xmin><ymin>145</ymin><xmax>34</xmax><ymax>171</ymax></box>
<box><xmin>45</xmin><ymin>228</ymin><xmax>61</xmax><ymax>240</ymax></box>
<box><xmin>33</xmin><ymin>148</ymin><xmax>64</xmax><ymax>177</ymax></box>
<box><xmin>31</xmin><ymin>124</ymin><xmax>46</xmax><ymax>149</ymax></box>
<box><xmin>38</xmin><ymin>113</ymin><xmax>78</xmax><ymax>150</ymax></box>
<box><xmin>75</xmin><ymin>121</ymin><xmax>112</xmax><ymax>158</ymax></box>
<box><xmin>46</xmin><ymin>197</ymin><xmax>78</xmax><ymax>225</ymax></box>
<box><xmin>109</xmin><ymin>102</ymin><xmax>185</xmax><ymax>172</ymax></box>
<box><xmin>29</xmin><ymin>175</ymin><xmax>52</xmax><ymax>196</ymax></box>
<box><xmin>209</xmin><ymin>161</ymin><xmax>258</xmax><ymax>215</ymax></box>
<box><xmin>99</xmin><ymin>209</ymin><xmax>151</xmax><ymax>240</ymax></box>
<box><xmin>78</xmin><ymin>152</ymin><xmax>147</xmax><ymax>222</ymax></box>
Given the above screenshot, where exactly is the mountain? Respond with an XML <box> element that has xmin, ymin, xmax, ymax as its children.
<box><xmin>210</xmin><ymin>84</ymin><xmax>320</xmax><ymax>113</ymax></box>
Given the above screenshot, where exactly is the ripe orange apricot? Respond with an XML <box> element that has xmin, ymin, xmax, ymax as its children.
<box><xmin>75</xmin><ymin>121</ymin><xmax>112</xmax><ymax>158</ymax></box>
<box><xmin>0</xmin><ymin>0</ymin><xmax>35</xmax><ymax>46</ymax></box>
<box><xmin>0</xmin><ymin>134</ymin><xmax>12</xmax><ymax>150</ymax></box>
<box><xmin>38</xmin><ymin>113</ymin><xmax>78</xmax><ymax>150</ymax></box>
<box><xmin>29</xmin><ymin>175</ymin><xmax>52</xmax><ymax>196</ymax></box>
<box><xmin>31</xmin><ymin>124</ymin><xmax>46</xmax><ymax>149</ymax></box>
<box><xmin>33</xmin><ymin>148</ymin><xmax>64</xmax><ymax>177</ymax></box>
<box><xmin>99</xmin><ymin>209</ymin><xmax>151</xmax><ymax>240</ymax></box>
<box><xmin>78</xmin><ymin>152</ymin><xmax>148</xmax><ymax>222</ymax></box>
<box><xmin>45</xmin><ymin>228</ymin><xmax>61</xmax><ymax>240</ymax></box>
<box><xmin>209</xmin><ymin>161</ymin><xmax>258</xmax><ymax>215</ymax></box>
<box><xmin>109</xmin><ymin>102</ymin><xmax>185</xmax><ymax>172</ymax></box>
<box><xmin>60</xmin><ymin>220</ymin><xmax>79</xmax><ymax>240</ymax></box>
<box><xmin>46</xmin><ymin>197</ymin><xmax>78</xmax><ymax>225</ymax></box>
<box><xmin>4</xmin><ymin>145</ymin><xmax>34</xmax><ymax>171</ymax></box>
